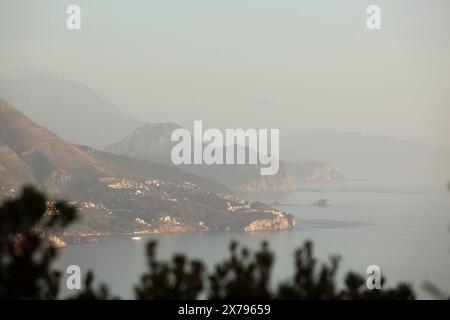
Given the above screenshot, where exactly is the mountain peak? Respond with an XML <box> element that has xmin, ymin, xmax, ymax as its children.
<box><xmin>105</xmin><ymin>122</ymin><xmax>182</xmax><ymax>161</ymax></box>
<box><xmin>132</xmin><ymin>122</ymin><xmax>181</xmax><ymax>136</ymax></box>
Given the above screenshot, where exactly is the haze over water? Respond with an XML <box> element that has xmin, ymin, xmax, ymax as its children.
<box><xmin>58</xmin><ymin>178</ymin><xmax>450</xmax><ymax>299</ymax></box>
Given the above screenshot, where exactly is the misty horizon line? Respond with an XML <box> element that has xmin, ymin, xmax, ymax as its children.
<box><xmin>1</xmin><ymin>72</ymin><xmax>450</xmax><ymax>151</ymax></box>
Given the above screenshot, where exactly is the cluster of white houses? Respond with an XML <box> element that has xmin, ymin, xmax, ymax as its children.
<box><xmin>226</xmin><ymin>200</ymin><xmax>284</xmax><ymax>216</ymax></box>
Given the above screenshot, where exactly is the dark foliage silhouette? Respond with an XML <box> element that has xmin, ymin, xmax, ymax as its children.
<box><xmin>131</xmin><ymin>239</ymin><xmax>415</xmax><ymax>300</ymax></box>
<box><xmin>0</xmin><ymin>186</ymin><xmax>76</xmax><ymax>299</ymax></box>
<box><xmin>277</xmin><ymin>242</ymin><xmax>414</xmax><ymax>299</ymax></box>
<box><xmin>69</xmin><ymin>271</ymin><xmax>116</xmax><ymax>300</ymax></box>
<box><xmin>134</xmin><ymin>241</ymin><xmax>205</xmax><ymax>300</ymax></box>
<box><xmin>208</xmin><ymin>241</ymin><xmax>273</xmax><ymax>299</ymax></box>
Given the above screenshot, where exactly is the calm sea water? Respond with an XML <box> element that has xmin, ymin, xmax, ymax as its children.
<box><xmin>57</xmin><ymin>178</ymin><xmax>450</xmax><ymax>299</ymax></box>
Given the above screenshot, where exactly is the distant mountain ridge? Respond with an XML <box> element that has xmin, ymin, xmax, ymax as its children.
<box><xmin>105</xmin><ymin>123</ymin><xmax>181</xmax><ymax>163</ymax></box>
<box><xmin>285</xmin><ymin>161</ymin><xmax>343</xmax><ymax>182</ymax></box>
<box><xmin>0</xmin><ymin>97</ymin><xmax>116</xmax><ymax>194</ymax></box>
<box><xmin>105</xmin><ymin>123</ymin><xmax>298</xmax><ymax>193</ymax></box>
<box><xmin>282</xmin><ymin>132</ymin><xmax>450</xmax><ymax>179</ymax></box>
<box><xmin>0</xmin><ymin>75</ymin><xmax>143</xmax><ymax>149</ymax></box>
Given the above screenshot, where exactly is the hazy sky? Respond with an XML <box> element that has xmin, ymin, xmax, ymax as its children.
<box><xmin>1</xmin><ymin>0</ymin><xmax>450</xmax><ymax>146</ymax></box>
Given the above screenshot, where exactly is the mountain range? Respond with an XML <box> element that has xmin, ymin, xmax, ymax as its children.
<box><xmin>105</xmin><ymin>123</ymin><xmax>297</xmax><ymax>193</ymax></box>
<box><xmin>0</xmin><ymin>98</ymin><xmax>294</xmax><ymax>240</ymax></box>
<box><xmin>0</xmin><ymin>75</ymin><xmax>344</xmax><ymax>190</ymax></box>
<box><xmin>2</xmin><ymin>75</ymin><xmax>448</xmax><ymax>181</ymax></box>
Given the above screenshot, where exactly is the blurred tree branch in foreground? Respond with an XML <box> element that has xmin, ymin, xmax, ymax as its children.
<box><xmin>0</xmin><ymin>186</ymin><xmax>76</xmax><ymax>299</ymax></box>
